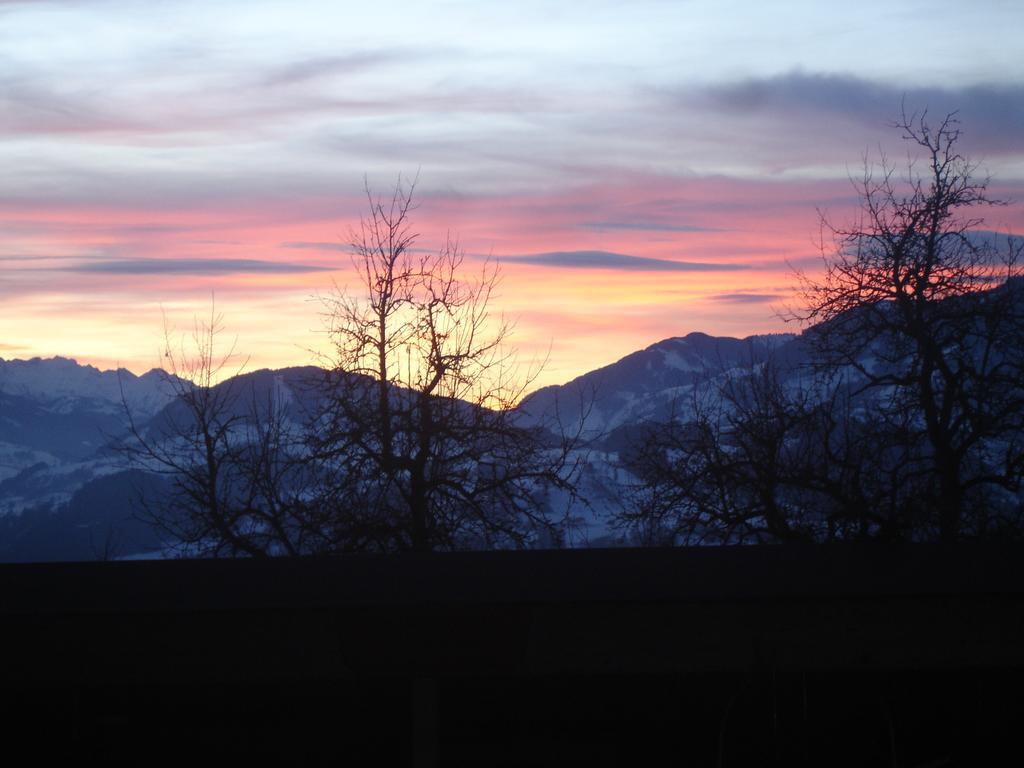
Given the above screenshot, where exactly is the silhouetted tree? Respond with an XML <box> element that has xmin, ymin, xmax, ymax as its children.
<box><xmin>121</xmin><ymin>182</ymin><xmax>584</xmax><ymax>556</ymax></box>
<box><xmin>618</xmin><ymin>361</ymin><xmax>843</xmax><ymax>544</ymax></box>
<box><xmin>797</xmin><ymin>109</ymin><xmax>1024</xmax><ymax>540</ymax></box>
<box><xmin>617</xmin><ymin>111</ymin><xmax>1024</xmax><ymax>544</ymax></box>
<box><xmin>121</xmin><ymin>305</ymin><xmax>314</xmax><ymax>556</ymax></box>
<box><xmin>306</xmin><ymin>178</ymin><xmax>582</xmax><ymax>552</ymax></box>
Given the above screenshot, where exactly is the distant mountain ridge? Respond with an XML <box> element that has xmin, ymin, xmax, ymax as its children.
<box><xmin>0</xmin><ymin>334</ymin><xmax>804</xmax><ymax>558</ymax></box>
<box><xmin>0</xmin><ymin>358</ymin><xmax>324</xmax><ymax>561</ymax></box>
<box><xmin>0</xmin><ymin>359</ymin><xmax>181</xmax><ymax>486</ymax></box>
<box><xmin>518</xmin><ymin>331</ymin><xmax>799</xmax><ymax>435</ymax></box>
<box><xmin>2</xmin><ymin>278</ymin><xmax>1020</xmax><ymax>559</ymax></box>
<box><xmin>0</xmin><ymin>356</ymin><xmax>176</xmax><ymax>418</ymax></box>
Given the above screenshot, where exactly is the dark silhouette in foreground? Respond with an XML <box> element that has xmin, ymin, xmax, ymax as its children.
<box><xmin>618</xmin><ymin>112</ymin><xmax>1024</xmax><ymax>546</ymax></box>
<box><xmin>120</xmin><ymin>181</ymin><xmax>585</xmax><ymax>557</ymax></box>
<box><xmin>107</xmin><ymin>113</ymin><xmax>1024</xmax><ymax>557</ymax></box>
<box><xmin>1</xmin><ymin>544</ymin><xmax>1021</xmax><ymax>766</ymax></box>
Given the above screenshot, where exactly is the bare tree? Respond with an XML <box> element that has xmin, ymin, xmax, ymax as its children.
<box><xmin>796</xmin><ymin>109</ymin><xmax>1024</xmax><ymax>540</ymax></box>
<box><xmin>614</xmin><ymin>353</ymin><xmax>941</xmax><ymax>545</ymax></box>
<box><xmin>615</xmin><ymin>360</ymin><xmax>829</xmax><ymax>545</ymax></box>
<box><xmin>307</xmin><ymin>178</ymin><xmax>582</xmax><ymax>552</ymax></box>
<box><xmin>120</xmin><ymin>181</ymin><xmax>584</xmax><ymax>557</ymax></box>
<box><xmin>615</xmin><ymin>112</ymin><xmax>1024</xmax><ymax>546</ymax></box>
<box><xmin>121</xmin><ymin>304</ymin><xmax>314</xmax><ymax>556</ymax></box>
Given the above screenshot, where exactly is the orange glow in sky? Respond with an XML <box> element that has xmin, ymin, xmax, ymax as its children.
<box><xmin>3</xmin><ymin>175</ymin><xmax>1023</xmax><ymax>390</ymax></box>
<box><xmin>2</xmin><ymin>2</ymin><xmax>1022</xmax><ymax>390</ymax></box>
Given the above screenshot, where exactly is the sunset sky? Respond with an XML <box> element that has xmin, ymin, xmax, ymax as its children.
<box><xmin>2</xmin><ymin>0</ymin><xmax>1023</xmax><ymax>388</ymax></box>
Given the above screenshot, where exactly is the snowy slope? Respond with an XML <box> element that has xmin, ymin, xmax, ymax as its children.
<box><xmin>3</xmin><ymin>280</ymin><xmax>1018</xmax><ymax>559</ymax></box>
<box><xmin>0</xmin><ymin>356</ymin><xmax>176</xmax><ymax>417</ymax></box>
<box><xmin>0</xmin><ymin>357</ymin><xmax>182</xmax><ymax>485</ymax></box>
<box><xmin>0</xmin><ymin>359</ymin><xmax>323</xmax><ymax>560</ymax></box>
<box><xmin>517</xmin><ymin>332</ymin><xmax>799</xmax><ymax>436</ymax></box>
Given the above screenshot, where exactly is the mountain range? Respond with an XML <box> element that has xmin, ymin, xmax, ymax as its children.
<box><xmin>2</xmin><ymin>275</ymin><xmax>1019</xmax><ymax>560</ymax></box>
<box><xmin>0</xmin><ymin>331</ymin><xmax>806</xmax><ymax>560</ymax></box>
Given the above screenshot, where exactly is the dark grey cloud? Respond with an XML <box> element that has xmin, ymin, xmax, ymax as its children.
<box><xmin>965</xmin><ymin>229</ymin><xmax>1022</xmax><ymax>246</ymax></box>
<box><xmin>69</xmin><ymin>258</ymin><xmax>334</xmax><ymax>275</ymax></box>
<box><xmin>117</xmin><ymin>223</ymin><xmax>200</xmax><ymax>234</ymax></box>
<box><xmin>702</xmin><ymin>73</ymin><xmax>1024</xmax><ymax>153</ymax></box>
<box><xmin>500</xmin><ymin>250</ymin><xmax>747</xmax><ymax>272</ymax></box>
<box><xmin>581</xmin><ymin>221</ymin><xmax>721</xmax><ymax>233</ymax></box>
<box><xmin>280</xmin><ymin>241</ymin><xmax>349</xmax><ymax>252</ymax></box>
<box><xmin>709</xmin><ymin>293</ymin><xmax>785</xmax><ymax>304</ymax></box>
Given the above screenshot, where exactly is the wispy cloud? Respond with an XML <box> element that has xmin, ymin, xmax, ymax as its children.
<box><xmin>581</xmin><ymin>220</ymin><xmax>721</xmax><ymax>233</ymax></box>
<box><xmin>701</xmin><ymin>72</ymin><xmax>1024</xmax><ymax>154</ymax></box>
<box><xmin>709</xmin><ymin>292</ymin><xmax>785</xmax><ymax>303</ymax></box>
<box><xmin>500</xmin><ymin>250</ymin><xmax>748</xmax><ymax>272</ymax></box>
<box><xmin>69</xmin><ymin>258</ymin><xmax>334</xmax><ymax>275</ymax></box>
<box><xmin>260</xmin><ymin>50</ymin><xmax>414</xmax><ymax>87</ymax></box>
<box><xmin>2</xmin><ymin>2</ymin><xmax>1022</xmax><ymax>387</ymax></box>
<box><xmin>280</xmin><ymin>241</ymin><xmax>349</xmax><ymax>252</ymax></box>
<box><xmin>0</xmin><ymin>254</ymin><xmax>71</xmax><ymax>261</ymax></box>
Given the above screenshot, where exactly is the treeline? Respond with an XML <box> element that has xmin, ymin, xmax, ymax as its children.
<box><xmin>124</xmin><ymin>112</ymin><xmax>1024</xmax><ymax>554</ymax></box>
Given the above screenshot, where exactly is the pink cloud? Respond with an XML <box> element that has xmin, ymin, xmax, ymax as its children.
<box><xmin>2</xmin><ymin>173</ymin><xmax>1022</xmax><ymax>388</ymax></box>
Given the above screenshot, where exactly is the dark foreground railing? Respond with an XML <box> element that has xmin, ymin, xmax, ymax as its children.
<box><xmin>1</xmin><ymin>544</ymin><xmax>1022</xmax><ymax>765</ymax></box>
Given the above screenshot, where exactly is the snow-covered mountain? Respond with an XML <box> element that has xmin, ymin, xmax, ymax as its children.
<box><xmin>518</xmin><ymin>331</ymin><xmax>799</xmax><ymax>437</ymax></box>
<box><xmin>3</xmin><ymin>278</ymin><xmax>1019</xmax><ymax>559</ymax></box>
<box><xmin>0</xmin><ymin>359</ymin><xmax>180</xmax><ymax>483</ymax></box>
<box><xmin>0</xmin><ymin>338</ymin><xmax>806</xmax><ymax>558</ymax></box>
<box><xmin>0</xmin><ymin>358</ymin><xmax>328</xmax><ymax>560</ymax></box>
<box><xmin>0</xmin><ymin>358</ymin><xmax>179</xmax><ymax>558</ymax></box>
<box><xmin>0</xmin><ymin>356</ymin><xmax>174</xmax><ymax>417</ymax></box>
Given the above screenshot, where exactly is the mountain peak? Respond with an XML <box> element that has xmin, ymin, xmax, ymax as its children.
<box><xmin>518</xmin><ymin>329</ymin><xmax>802</xmax><ymax>435</ymax></box>
<box><xmin>0</xmin><ymin>356</ymin><xmax>175</xmax><ymax>417</ymax></box>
